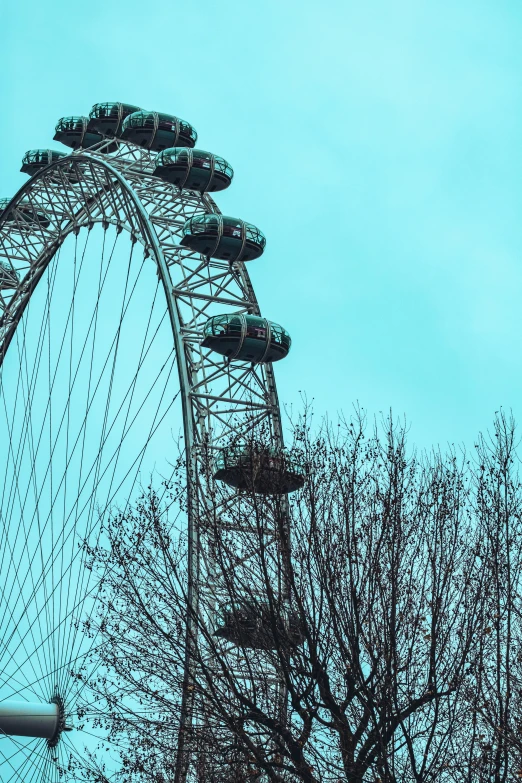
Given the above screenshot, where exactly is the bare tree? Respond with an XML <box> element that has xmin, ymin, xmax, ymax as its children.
<box><xmin>79</xmin><ymin>409</ymin><xmax>493</xmax><ymax>782</ymax></box>
<box><xmin>457</xmin><ymin>412</ymin><xmax>522</xmax><ymax>783</ymax></box>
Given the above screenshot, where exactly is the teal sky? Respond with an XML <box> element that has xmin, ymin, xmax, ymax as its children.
<box><xmin>2</xmin><ymin>0</ymin><xmax>522</xmax><ymax>449</ymax></box>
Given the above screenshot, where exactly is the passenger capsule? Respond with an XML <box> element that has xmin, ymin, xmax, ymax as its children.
<box><xmin>121</xmin><ymin>111</ymin><xmax>197</xmax><ymax>151</ymax></box>
<box><xmin>20</xmin><ymin>150</ymin><xmax>67</xmax><ymax>177</ymax></box>
<box><xmin>214</xmin><ymin>445</ymin><xmax>306</xmax><ymax>494</ymax></box>
<box><xmin>0</xmin><ymin>198</ymin><xmax>50</xmax><ymax>229</ymax></box>
<box><xmin>214</xmin><ymin>602</ymin><xmax>304</xmax><ymax>650</ymax></box>
<box><xmin>202</xmin><ymin>314</ymin><xmax>290</xmax><ymax>363</ymax></box>
<box><xmin>87</xmin><ymin>102</ymin><xmax>141</xmax><ymax>138</ymax></box>
<box><xmin>181</xmin><ymin>214</ymin><xmax>266</xmax><ymax>262</ymax></box>
<box><xmin>0</xmin><ymin>259</ymin><xmax>19</xmax><ymax>290</ymax></box>
<box><xmin>54</xmin><ymin>116</ymin><xmax>103</xmax><ymax>149</ymax></box>
<box><xmin>153</xmin><ymin>148</ymin><xmax>233</xmax><ymax>192</ymax></box>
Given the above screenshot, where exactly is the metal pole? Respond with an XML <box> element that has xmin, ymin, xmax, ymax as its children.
<box><xmin>0</xmin><ymin>701</ymin><xmax>60</xmax><ymax>740</ymax></box>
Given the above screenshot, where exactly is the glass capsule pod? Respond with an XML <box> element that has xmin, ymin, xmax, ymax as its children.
<box><xmin>0</xmin><ymin>258</ymin><xmax>19</xmax><ymax>290</ymax></box>
<box><xmin>214</xmin><ymin>601</ymin><xmax>304</xmax><ymax>649</ymax></box>
<box><xmin>181</xmin><ymin>214</ymin><xmax>266</xmax><ymax>262</ymax></box>
<box><xmin>202</xmin><ymin>314</ymin><xmax>290</xmax><ymax>363</ymax></box>
<box><xmin>153</xmin><ymin>148</ymin><xmax>233</xmax><ymax>192</ymax></box>
<box><xmin>20</xmin><ymin>149</ymin><xmax>67</xmax><ymax>177</ymax></box>
<box><xmin>87</xmin><ymin>102</ymin><xmax>141</xmax><ymax>138</ymax></box>
<box><xmin>0</xmin><ymin>198</ymin><xmax>50</xmax><ymax>229</ymax></box>
<box><xmin>121</xmin><ymin>111</ymin><xmax>198</xmax><ymax>152</ymax></box>
<box><xmin>54</xmin><ymin>116</ymin><xmax>103</xmax><ymax>149</ymax></box>
<box><xmin>214</xmin><ymin>445</ymin><xmax>306</xmax><ymax>494</ymax></box>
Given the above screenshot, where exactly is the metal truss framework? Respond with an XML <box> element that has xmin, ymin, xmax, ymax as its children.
<box><xmin>0</xmin><ymin>139</ymin><xmax>287</xmax><ymax>780</ymax></box>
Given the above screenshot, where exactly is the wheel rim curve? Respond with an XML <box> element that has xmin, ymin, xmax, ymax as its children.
<box><xmin>0</xmin><ymin>142</ymin><xmax>287</xmax><ymax>781</ymax></box>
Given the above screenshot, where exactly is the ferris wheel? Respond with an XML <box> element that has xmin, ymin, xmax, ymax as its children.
<box><xmin>0</xmin><ymin>103</ymin><xmax>305</xmax><ymax>782</ymax></box>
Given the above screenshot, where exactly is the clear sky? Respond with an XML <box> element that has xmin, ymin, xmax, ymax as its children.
<box><xmin>2</xmin><ymin>0</ymin><xmax>522</xmax><ymax>450</ymax></box>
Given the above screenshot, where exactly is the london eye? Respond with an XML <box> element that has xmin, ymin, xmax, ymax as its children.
<box><xmin>0</xmin><ymin>103</ymin><xmax>304</xmax><ymax>781</ymax></box>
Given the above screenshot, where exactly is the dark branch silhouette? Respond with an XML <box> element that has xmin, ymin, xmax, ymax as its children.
<box><xmin>77</xmin><ymin>409</ymin><xmax>522</xmax><ymax>782</ymax></box>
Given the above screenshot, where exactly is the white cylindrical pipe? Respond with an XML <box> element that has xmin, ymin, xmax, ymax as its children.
<box><xmin>0</xmin><ymin>700</ymin><xmax>60</xmax><ymax>739</ymax></box>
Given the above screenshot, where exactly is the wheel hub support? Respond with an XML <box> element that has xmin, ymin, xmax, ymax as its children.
<box><xmin>0</xmin><ymin>700</ymin><xmax>63</xmax><ymax>742</ymax></box>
